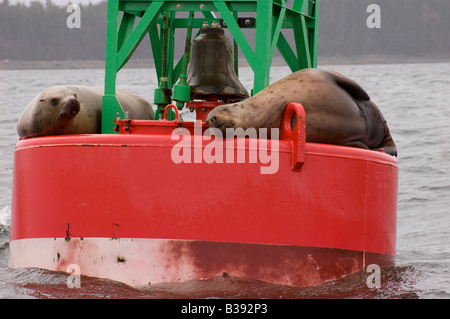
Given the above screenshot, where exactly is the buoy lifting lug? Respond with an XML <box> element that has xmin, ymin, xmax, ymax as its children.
<box><xmin>280</xmin><ymin>102</ymin><xmax>306</xmax><ymax>171</ymax></box>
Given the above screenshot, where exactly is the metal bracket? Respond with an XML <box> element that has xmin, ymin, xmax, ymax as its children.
<box><xmin>280</xmin><ymin>102</ymin><xmax>306</xmax><ymax>171</ymax></box>
<box><xmin>220</xmin><ymin>17</ymin><xmax>256</xmax><ymax>28</ymax></box>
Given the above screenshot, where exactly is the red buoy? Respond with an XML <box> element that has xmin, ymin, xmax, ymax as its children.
<box><xmin>9</xmin><ymin>103</ymin><xmax>397</xmax><ymax>287</ymax></box>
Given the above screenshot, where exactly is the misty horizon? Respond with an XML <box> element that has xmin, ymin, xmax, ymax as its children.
<box><xmin>1</xmin><ymin>0</ymin><xmax>449</xmax><ymax>66</ymax></box>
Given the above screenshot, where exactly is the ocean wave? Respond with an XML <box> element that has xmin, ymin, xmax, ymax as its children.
<box><xmin>0</xmin><ymin>205</ymin><xmax>11</xmax><ymax>228</ymax></box>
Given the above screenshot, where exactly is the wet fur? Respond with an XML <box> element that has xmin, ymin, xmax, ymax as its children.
<box><xmin>206</xmin><ymin>69</ymin><xmax>397</xmax><ymax>156</ymax></box>
<box><xmin>18</xmin><ymin>85</ymin><xmax>154</xmax><ymax>139</ymax></box>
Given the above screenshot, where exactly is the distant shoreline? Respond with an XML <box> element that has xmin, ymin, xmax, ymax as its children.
<box><xmin>1</xmin><ymin>55</ymin><xmax>449</xmax><ymax>70</ymax></box>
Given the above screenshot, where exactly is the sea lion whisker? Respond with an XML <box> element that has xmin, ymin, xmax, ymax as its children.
<box><xmin>51</xmin><ymin>110</ymin><xmax>64</xmax><ymax>133</ymax></box>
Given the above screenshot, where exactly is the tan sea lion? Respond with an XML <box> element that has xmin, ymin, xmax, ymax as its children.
<box><xmin>206</xmin><ymin>68</ymin><xmax>397</xmax><ymax>156</ymax></box>
<box><xmin>17</xmin><ymin>85</ymin><xmax>154</xmax><ymax>139</ymax></box>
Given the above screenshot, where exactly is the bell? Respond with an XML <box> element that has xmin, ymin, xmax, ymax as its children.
<box><xmin>187</xmin><ymin>22</ymin><xmax>249</xmax><ymax>102</ymax></box>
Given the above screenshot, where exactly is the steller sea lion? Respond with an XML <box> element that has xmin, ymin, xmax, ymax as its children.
<box><xmin>205</xmin><ymin>68</ymin><xmax>397</xmax><ymax>156</ymax></box>
<box><xmin>17</xmin><ymin>85</ymin><xmax>154</xmax><ymax>139</ymax></box>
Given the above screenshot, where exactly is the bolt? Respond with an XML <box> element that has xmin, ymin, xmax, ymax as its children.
<box><xmin>176</xmin><ymin>3</ymin><xmax>182</xmax><ymax>9</ymax></box>
<box><xmin>199</xmin><ymin>3</ymin><xmax>205</xmax><ymax>9</ymax></box>
<box><xmin>245</xmin><ymin>19</ymin><xmax>251</xmax><ymax>25</ymax></box>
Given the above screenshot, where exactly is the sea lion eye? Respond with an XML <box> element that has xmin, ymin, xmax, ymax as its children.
<box><xmin>51</xmin><ymin>98</ymin><xmax>59</xmax><ymax>105</ymax></box>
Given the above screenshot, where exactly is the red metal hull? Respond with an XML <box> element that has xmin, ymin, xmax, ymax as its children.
<box><xmin>9</xmin><ymin>104</ymin><xmax>398</xmax><ymax>287</ymax></box>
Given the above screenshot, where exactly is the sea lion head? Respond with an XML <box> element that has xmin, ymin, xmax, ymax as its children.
<box><xmin>206</xmin><ymin>102</ymin><xmax>258</xmax><ymax>135</ymax></box>
<box><xmin>18</xmin><ymin>86</ymin><xmax>81</xmax><ymax>138</ymax></box>
<box><xmin>206</xmin><ymin>97</ymin><xmax>285</xmax><ymax>138</ymax></box>
<box><xmin>206</xmin><ymin>104</ymin><xmax>238</xmax><ymax>131</ymax></box>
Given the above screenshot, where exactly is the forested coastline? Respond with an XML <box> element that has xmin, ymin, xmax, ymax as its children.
<box><xmin>0</xmin><ymin>0</ymin><xmax>449</xmax><ymax>68</ymax></box>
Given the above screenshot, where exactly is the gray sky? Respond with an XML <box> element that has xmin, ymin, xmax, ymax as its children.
<box><xmin>9</xmin><ymin>0</ymin><xmax>105</xmax><ymax>6</ymax></box>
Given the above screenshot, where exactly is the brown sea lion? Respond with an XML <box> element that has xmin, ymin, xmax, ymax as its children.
<box><xmin>17</xmin><ymin>85</ymin><xmax>154</xmax><ymax>139</ymax></box>
<box><xmin>205</xmin><ymin>68</ymin><xmax>397</xmax><ymax>156</ymax></box>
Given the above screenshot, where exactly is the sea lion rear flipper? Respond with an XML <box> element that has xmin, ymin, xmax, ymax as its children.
<box><xmin>330</xmin><ymin>71</ymin><xmax>371</xmax><ymax>101</ymax></box>
<box><xmin>380</xmin><ymin>123</ymin><xmax>398</xmax><ymax>156</ymax></box>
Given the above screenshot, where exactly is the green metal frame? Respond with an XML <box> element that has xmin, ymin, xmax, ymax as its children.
<box><xmin>102</xmin><ymin>0</ymin><xmax>320</xmax><ymax>133</ymax></box>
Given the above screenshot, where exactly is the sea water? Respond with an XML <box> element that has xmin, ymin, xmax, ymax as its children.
<box><xmin>0</xmin><ymin>63</ymin><xmax>449</xmax><ymax>299</ymax></box>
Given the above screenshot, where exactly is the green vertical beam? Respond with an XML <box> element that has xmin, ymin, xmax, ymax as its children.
<box><xmin>252</xmin><ymin>0</ymin><xmax>272</xmax><ymax>94</ymax></box>
<box><xmin>161</xmin><ymin>11</ymin><xmax>176</xmax><ymax>120</ymax></box>
<box><xmin>102</xmin><ymin>0</ymin><xmax>123</xmax><ymax>133</ymax></box>
<box><xmin>172</xmin><ymin>11</ymin><xmax>194</xmax><ymax>109</ymax></box>
<box><xmin>309</xmin><ymin>0</ymin><xmax>320</xmax><ymax>68</ymax></box>
<box><xmin>154</xmin><ymin>11</ymin><xmax>172</xmax><ymax>119</ymax></box>
<box><xmin>149</xmin><ymin>23</ymin><xmax>162</xmax><ymax>79</ymax></box>
<box><xmin>160</xmin><ymin>11</ymin><xmax>170</xmax><ymax>89</ymax></box>
<box><xmin>233</xmin><ymin>10</ymin><xmax>239</xmax><ymax>77</ymax></box>
<box><xmin>166</xmin><ymin>11</ymin><xmax>176</xmax><ymax>90</ymax></box>
<box><xmin>104</xmin><ymin>0</ymin><xmax>118</xmax><ymax>97</ymax></box>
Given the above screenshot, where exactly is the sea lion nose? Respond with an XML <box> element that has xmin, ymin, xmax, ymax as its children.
<box><xmin>68</xmin><ymin>98</ymin><xmax>80</xmax><ymax>115</ymax></box>
<box><xmin>208</xmin><ymin>115</ymin><xmax>217</xmax><ymax>126</ymax></box>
